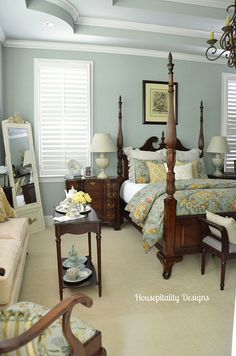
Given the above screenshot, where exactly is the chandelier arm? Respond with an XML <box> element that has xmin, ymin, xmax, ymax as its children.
<box><xmin>205</xmin><ymin>46</ymin><xmax>228</xmax><ymax>61</ymax></box>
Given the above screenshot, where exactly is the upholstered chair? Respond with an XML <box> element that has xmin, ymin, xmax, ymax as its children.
<box><xmin>200</xmin><ymin>213</ymin><xmax>236</xmax><ymax>290</ymax></box>
<box><xmin>0</xmin><ymin>293</ymin><xmax>106</xmax><ymax>355</ymax></box>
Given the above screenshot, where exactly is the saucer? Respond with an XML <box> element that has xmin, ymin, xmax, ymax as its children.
<box><xmin>63</xmin><ymin>268</ymin><xmax>92</xmax><ymax>283</ymax></box>
<box><xmin>63</xmin><ymin>256</ymin><xmax>87</xmax><ymax>269</ymax></box>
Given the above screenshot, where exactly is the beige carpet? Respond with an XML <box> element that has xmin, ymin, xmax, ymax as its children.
<box><xmin>19</xmin><ymin>223</ymin><xmax>236</xmax><ymax>356</ymax></box>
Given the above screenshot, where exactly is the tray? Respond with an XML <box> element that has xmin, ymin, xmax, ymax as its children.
<box><xmin>55</xmin><ymin>205</ymin><xmax>68</xmax><ymax>214</ymax></box>
<box><xmin>63</xmin><ymin>268</ymin><xmax>92</xmax><ymax>283</ymax></box>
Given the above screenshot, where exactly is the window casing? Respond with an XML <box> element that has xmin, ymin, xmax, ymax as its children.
<box><xmin>34</xmin><ymin>59</ymin><xmax>93</xmax><ymax>181</ymax></box>
<box><xmin>222</xmin><ymin>73</ymin><xmax>236</xmax><ymax>172</ymax></box>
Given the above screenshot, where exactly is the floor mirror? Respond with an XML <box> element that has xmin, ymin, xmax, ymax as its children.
<box><xmin>2</xmin><ymin>119</ymin><xmax>45</xmax><ymax>233</ymax></box>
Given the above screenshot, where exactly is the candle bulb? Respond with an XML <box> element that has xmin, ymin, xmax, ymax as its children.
<box><xmin>226</xmin><ymin>15</ymin><xmax>231</xmax><ymax>26</ymax></box>
<box><xmin>210</xmin><ymin>31</ymin><xmax>214</xmax><ymax>40</ymax></box>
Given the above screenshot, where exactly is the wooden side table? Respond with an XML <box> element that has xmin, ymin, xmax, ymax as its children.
<box><xmin>53</xmin><ymin>208</ymin><xmax>102</xmax><ymax>300</ymax></box>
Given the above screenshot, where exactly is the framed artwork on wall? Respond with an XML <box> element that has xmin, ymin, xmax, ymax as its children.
<box><xmin>143</xmin><ymin>80</ymin><xmax>178</xmax><ymax>125</ymax></box>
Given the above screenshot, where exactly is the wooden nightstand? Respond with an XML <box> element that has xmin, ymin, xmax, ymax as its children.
<box><xmin>65</xmin><ymin>177</ymin><xmax>121</xmax><ymax>230</ymax></box>
<box><xmin>208</xmin><ymin>173</ymin><xmax>236</xmax><ymax>179</ymax></box>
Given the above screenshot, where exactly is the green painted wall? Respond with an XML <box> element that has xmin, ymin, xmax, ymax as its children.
<box><xmin>1</xmin><ymin>47</ymin><xmax>233</xmax><ymax>215</ymax></box>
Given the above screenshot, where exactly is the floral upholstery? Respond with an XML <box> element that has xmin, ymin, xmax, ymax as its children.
<box><xmin>0</xmin><ymin>301</ymin><xmax>96</xmax><ymax>355</ymax></box>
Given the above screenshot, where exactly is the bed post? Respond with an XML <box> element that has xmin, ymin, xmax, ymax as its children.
<box><xmin>156</xmin><ymin>53</ymin><xmax>183</xmax><ymax>279</ymax></box>
<box><xmin>117</xmin><ymin>95</ymin><xmax>123</xmax><ymax>178</ymax></box>
<box><xmin>198</xmin><ymin>100</ymin><xmax>204</xmax><ymax>158</ymax></box>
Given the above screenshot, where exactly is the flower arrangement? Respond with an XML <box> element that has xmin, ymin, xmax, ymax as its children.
<box><xmin>72</xmin><ymin>191</ymin><xmax>92</xmax><ymax>205</ymax></box>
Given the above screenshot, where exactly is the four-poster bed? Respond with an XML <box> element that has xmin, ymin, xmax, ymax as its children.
<box><xmin>117</xmin><ymin>53</ymin><xmax>236</xmax><ymax>279</ymax></box>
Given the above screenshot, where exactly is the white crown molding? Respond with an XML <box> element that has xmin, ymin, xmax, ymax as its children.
<box><xmin>163</xmin><ymin>0</ymin><xmax>230</xmax><ymax>9</ymax></box>
<box><xmin>0</xmin><ymin>26</ymin><xmax>6</xmax><ymax>45</ymax></box>
<box><xmin>76</xmin><ymin>17</ymin><xmax>218</xmax><ymax>39</ymax></box>
<box><xmin>46</xmin><ymin>0</ymin><xmax>80</xmax><ymax>22</ymax></box>
<box><xmin>4</xmin><ymin>39</ymin><xmax>226</xmax><ymax>65</ymax></box>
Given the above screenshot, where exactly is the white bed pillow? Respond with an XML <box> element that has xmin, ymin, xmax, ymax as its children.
<box><xmin>176</xmin><ymin>149</ymin><xmax>200</xmax><ymax>162</ymax></box>
<box><xmin>164</xmin><ymin>162</ymin><xmax>193</xmax><ymax>180</ymax></box>
<box><xmin>123</xmin><ymin>147</ymin><xmax>166</xmax><ymax>181</ymax></box>
<box><xmin>206</xmin><ymin>210</ymin><xmax>236</xmax><ymax>244</ymax></box>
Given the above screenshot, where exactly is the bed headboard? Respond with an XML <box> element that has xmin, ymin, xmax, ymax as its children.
<box><xmin>117</xmin><ymin>97</ymin><xmax>204</xmax><ymax>180</ymax></box>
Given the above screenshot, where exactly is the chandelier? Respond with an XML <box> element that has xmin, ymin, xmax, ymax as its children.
<box><xmin>206</xmin><ymin>1</ymin><xmax>236</xmax><ymax>68</ymax></box>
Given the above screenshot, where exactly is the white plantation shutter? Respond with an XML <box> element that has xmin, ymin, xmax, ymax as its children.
<box><xmin>34</xmin><ymin>59</ymin><xmax>92</xmax><ymax>178</ymax></box>
<box><xmin>222</xmin><ymin>73</ymin><xmax>236</xmax><ymax>172</ymax></box>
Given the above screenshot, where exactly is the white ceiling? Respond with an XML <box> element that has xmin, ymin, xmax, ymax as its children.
<box><xmin>0</xmin><ymin>0</ymin><xmax>233</xmax><ymax>61</ymax></box>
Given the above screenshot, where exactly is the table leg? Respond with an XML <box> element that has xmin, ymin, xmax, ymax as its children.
<box><xmin>55</xmin><ymin>234</ymin><xmax>63</xmax><ymax>300</ymax></box>
<box><xmin>88</xmin><ymin>232</ymin><xmax>92</xmax><ymax>259</ymax></box>
<box><xmin>96</xmin><ymin>233</ymin><xmax>102</xmax><ymax>297</ymax></box>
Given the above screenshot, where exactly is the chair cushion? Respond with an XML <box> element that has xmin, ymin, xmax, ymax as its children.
<box><xmin>206</xmin><ymin>210</ymin><xmax>236</xmax><ymax>244</ymax></box>
<box><xmin>0</xmin><ymin>218</ymin><xmax>28</xmax><ymax>243</ymax></box>
<box><xmin>0</xmin><ymin>301</ymin><xmax>96</xmax><ymax>355</ymax></box>
<box><xmin>0</xmin><ymin>239</ymin><xmax>22</xmax><ymax>305</ymax></box>
<box><xmin>203</xmin><ymin>235</ymin><xmax>236</xmax><ymax>253</ymax></box>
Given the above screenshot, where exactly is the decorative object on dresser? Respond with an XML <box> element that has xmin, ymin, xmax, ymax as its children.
<box><xmin>65</xmin><ymin>177</ymin><xmax>121</xmax><ymax>230</ymax></box>
<box><xmin>206</xmin><ymin>136</ymin><xmax>230</xmax><ymax>177</ymax></box>
<box><xmin>90</xmin><ymin>133</ymin><xmax>116</xmax><ymax>179</ymax></box>
<box><xmin>143</xmin><ymin>80</ymin><xmax>178</xmax><ymax>124</ymax></box>
<box><xmin>1</xmin><ymin>118</ymin><xmax>45</xmax><ymax>233</ymax></box>
<box><xmin>205</xmin><ymin>1</ymin><xmax>236</xmax><ymax>68</ymax></box>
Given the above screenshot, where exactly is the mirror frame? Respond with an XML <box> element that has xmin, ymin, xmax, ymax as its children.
<box><xmin>2</xmin><ymin>119</ymin><xmax>45</xmax><ymax>232</ymax></box>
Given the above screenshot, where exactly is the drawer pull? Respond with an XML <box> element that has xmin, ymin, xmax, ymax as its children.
<box><xmin>89</xmin><ymin>182</ymin><xmax>96</xmax><ymax>186</ymax></box>
<box><xmin>28</xmin><ymin>217</ymin><xmax>37</xmax><ymax>225</ymax></box>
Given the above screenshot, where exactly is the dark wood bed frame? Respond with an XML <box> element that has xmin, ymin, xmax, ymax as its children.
<box><xmin>117</xmin><ymin>53</ymin><xmax>236</xmax><ymax>279</ymax></box>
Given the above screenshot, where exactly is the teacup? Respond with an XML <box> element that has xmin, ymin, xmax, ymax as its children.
<box><xmin>65</xmin><ymin>267</ymin><xmax>79</xmax><ymax>281</ymax></box>
<box><xmin>78</xmin><ymin>269</ymin><xmax>89</xmax><ymax>278</ymax></box>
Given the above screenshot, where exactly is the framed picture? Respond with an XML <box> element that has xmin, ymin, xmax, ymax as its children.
<box><xmin>143</xmin><ymin>80</ymin><xmax>178</xmax><ymax>125</ymax></box>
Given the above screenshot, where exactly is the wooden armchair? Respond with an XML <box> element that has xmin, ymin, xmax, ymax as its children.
<box><xmin>200</xmin><ymin>217</ymin><xmax>236</xmax><ymax>290</ymax></box>
<box><xmin>0</xmin><ymin>293</ymin><xmax>106</xmax><ymax>355</ymax></box>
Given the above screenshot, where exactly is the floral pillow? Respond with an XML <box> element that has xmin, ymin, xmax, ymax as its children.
<box><xmin>133</xmin><ymin>159</ymin><xmax>163</xmax><ymax>183</ymax></box>
<box><xmin>0</xmin><ymin>187</ymin><xmax>15</xmax><ymax>223</ymax></box>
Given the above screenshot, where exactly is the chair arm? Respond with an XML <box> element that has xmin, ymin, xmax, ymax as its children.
<box><xmin>0</xmin><ymin>292</ymin><xmax>92</xmax><ymax>355</ymax></box>
<box><xmin>199</xmin><ymin>217</ymin><xmax>230</xmax><ymax>250</ymax></box>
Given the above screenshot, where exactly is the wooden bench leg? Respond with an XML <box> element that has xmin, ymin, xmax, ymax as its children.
<box><xmin>220</xmin><ymin>258</ymin><xmax>226</xmax><ymax>291</ymax></box>
<box><xmin>201</xmin><ymin>247</ymin><xmax>206</xmax><ymax>275</ymax></box>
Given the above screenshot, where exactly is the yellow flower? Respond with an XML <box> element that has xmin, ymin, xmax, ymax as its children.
<box><xmin>72</xmin><ymin>191</ymin><xmax>92</xmax><ymax>204</ymax></box>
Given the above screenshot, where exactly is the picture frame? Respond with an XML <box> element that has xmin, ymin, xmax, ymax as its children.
<box><xmin>143</xmin><ymin>80</ymin><xmax>178</xmax><ymax>125</ymax></box>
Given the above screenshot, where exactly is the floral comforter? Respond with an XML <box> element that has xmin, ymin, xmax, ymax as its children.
<box><xmin>126</xmin><ymin>179</ymin><xmax>236</xmax><ymax>251</ymax></box>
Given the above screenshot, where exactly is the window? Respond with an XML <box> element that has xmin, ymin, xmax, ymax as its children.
<box><xmin>34</xmin><ymin>59</ymin><xmax>93</xmax><ymax>180</ymax></box>
<box><xmin>222</xmin><ymin>73</ymin><xmax>236</xmax><ymax>172</ymax></box>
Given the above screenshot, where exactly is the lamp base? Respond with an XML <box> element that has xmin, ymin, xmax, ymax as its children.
<box><xmin>212</xmin><ymin>154</ymin><xmax>223</xmax><ymax>177</ymax></box>
<box><xmin>97</xmin><ymin>169</ymin><xmax>108</xmax><ymax>179</ymax></box>
<box><xmin>95</xmin><ymin>154</ymin><xmax>109</xmax><ymax>179</ymax></box>
<box><xmin>212</xmin><ymin>169</ymin><xmax>223</xmax><ymax>177</ymax></box>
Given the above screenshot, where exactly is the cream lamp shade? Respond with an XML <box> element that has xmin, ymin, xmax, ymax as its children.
<box><xmin>90</xmin><ymin>133</ymin><xmax>116</xmax><ymax>179</ymax></box>
<box><xmin>206</xmin><ymin>136</ymin><xmax>230</xmax><ymax>177</ymax></box>
<box><xmin>23</xmin><ymin>150</ymin><xmax>33</xmax><ymax>183</ymax></box>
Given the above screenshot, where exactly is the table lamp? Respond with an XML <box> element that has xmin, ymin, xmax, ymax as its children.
<box><xmin>23</xmin><ymin>149</ymin><xmax>33</xmax><ymax>183</ymax></box>
<box><xmin>90</xmin><ymin>133</ymin><xmax>116</xmax><ymax>179</ymax></box>
<box><xmin>206</xmin><ymin>136</ymin><xmax>230</xmax><ymax>177</ymax></box>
